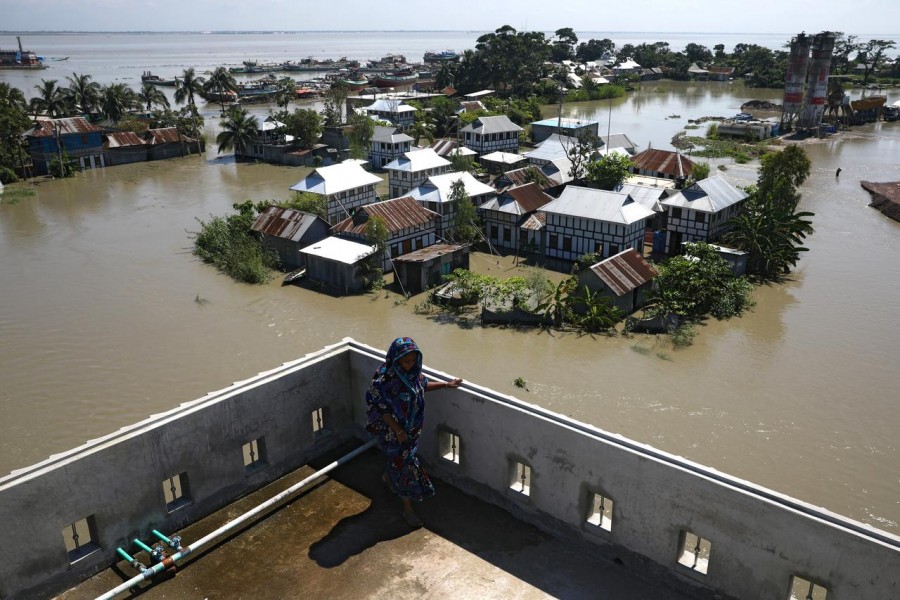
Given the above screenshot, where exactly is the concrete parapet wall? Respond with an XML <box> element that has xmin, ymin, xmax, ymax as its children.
<box><xmin>0</xmin><ymin>340</ymin><xmax>357</xmax><ymax>599</ymax></box>
<box><xmin>3</xmin><ymin>338</ymin><xmax>899</xmax><ymax>599</ymax></box>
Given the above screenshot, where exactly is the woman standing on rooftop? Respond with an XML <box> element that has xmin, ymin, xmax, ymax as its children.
<box><xmin>366</xmin><ymin>337</ymin><xmax>462</xmax><ymax>527</ymax></box>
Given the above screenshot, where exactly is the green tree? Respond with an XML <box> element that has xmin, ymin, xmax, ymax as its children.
<box><xmin>562</xmin><ymin>130</ymin><xmax>600</xmax><ymax>183</ymax></box>
<box><xmin>362</xmin><ymin>214</ymin><xmax>389</xmax><ymax>287</ymax></box>
<box><xmin>449</xmin><ymin>179</ymin><xmax>480</xmax><ymax>244</ymax></box>
<box><xmin>216</xmin><ymin>106</ymin><xmax>259</xmax><ymax>157</ymax></box>
<box><xmin>647</xmin><ymin>242</ymin><xmax>755</xmax><ymax>320</ymax></box>
<box><xmin>575</xmin><ymin>38</ymin><xmax>615</xmax><ymax>62</ymax></box>
<box><xmin>174</xmin><ymin>67</ymin><xmax>206</xmax><ymax>111</ymax></box>
<box><xmin>273</xmin><ymin>77</ymin><xmax>296</xmax><ymax>110</ymax></box>
<box><xmin>585</xmin><ymin>153</ymin><xmax>634</xmax><ymax>190</ymax></box>
<box><xmin>724</xmin><ymin>146</ymin><xmax>814</xmax><ymax>278</ymax></box>
<box><xmin>347</xmin><ymin>110</ymin><xmax>375</xmax><ymax>159</ymax></box>
<box><xmin>33</xmin><ymin>79</ymin><xmax>67</xmax><ymax>118</ymax></box>
<box><xmin>684</xmin><ymin>43</ymin><xmax>713</xmax><ymax>65</ymax></box>
<box><xmin>282</xmin><ymin>191</ymin><xmax>328</xmax><ymax>220</ymax></box>
<box><xmin>203</xmin><ymin>67</ymin><xmax>238</xmax><ymax>114</ymax></box>
<box><xmin>832</xmin><ymin>33</ymin><xmax>861</xmax><ymax>75</ymax></box>
<box><xmin>65</xmin><ymin>72</ymin><xmax>100</xmax><ymax>114</ymax></box>
<box><xmin>192</xmin><ymin>200</ymin><xmax>277</xmax><ymax>284</ymax></box>
<box><xmin>279</xmin><ymin>108</ymin><xmax>323</xmax><ymax>149</ymax></box>
<box><xmin>551</xmin><ymin>27</ymin><xmax>578</xmax><ymax>62</ymax></box>
<box><xmin>137</xmin><ymin>83</ymin><xmax>170</xmax><ymax>113</ymax></box>
<box><xmin>100</xmin><ymin>83</ymin><xmax>138</xmax><ymax>123</ymax></box>
<box><xmin>859</xmin><ymin>39</ymin><xmax>897</xmax><ymax>84</ymax></box>
<box><xmin>322</xmin><ymin>84</ymin><xmax>350</xmax><ymax>126</ymax></box>
<box><xmin>686</xmin><ymin>162</ymin><xmax>711</xmax><ymax>187</ymax></box>
<box><xmin>0</xmin><ymin>82</ymin><xmax>31</xmax><ymax>182</ymax></box>
<box><xmin>566</xmin><ymin>285</ymin><xmax>622</xmax><ymax>333</ymax></box>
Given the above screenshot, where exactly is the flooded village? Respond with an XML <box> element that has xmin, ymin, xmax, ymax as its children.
<box><xmin>2</xmin><ymin>26</ymin><xmax>900</xmax><ymax>600</ymax></box>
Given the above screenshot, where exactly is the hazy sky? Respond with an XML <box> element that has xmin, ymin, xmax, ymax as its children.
<box><xmin>0</xmin><ymin>0</ymin><xmax>897</xmax><ymax>35</ymax></box>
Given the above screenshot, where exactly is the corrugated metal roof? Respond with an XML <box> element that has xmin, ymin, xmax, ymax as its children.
<box><xmin>507</xmin><ymin>182</ymin><xmax>553</xmax><ymax>213</ymax></box>
<box><xmin>589</xmin><ymin>248</ymin><xmax>659</xmax><ymax>297</ymax></box>
<box><xmin>250</xmin><ymin>206</ymin><xmax>327</xmax><ymax>241</ymax></box>
<box><xmin>480</xmin><ymin>151</ymin><xmax>525</xmax><ymax>165</ymax></box>
<box><xmin>429</xmin><ymin>139</ymin><xmax>476</xmax><ymax>158</ymax></box>
<box><xmin>104</xmin><ymin>131</ymin><xmax>146</xmax><ymax>148</ymax></box>
<box><xmin>372</xmin><ymin>126</ymin><xmax>413</xmax><ymax>144</ymax></box>
<box><xmin>498</xmin><ymin>167</ymin><xmax>554</xmax><ymax>191</ymax></box>
<box><xmin>332</xmin><ymin>196</ymin><xmax>439</xmax><ymax>234</ymax></box>
<box><xmin>541</xmin><ymin>186</ymin><xmax>655</xmax><ymax>225</ymax></box>
<box><xmin>384</xmin><ymin>148</ymin><xmax>450</xmax><ymax>172</ymax></box>
<box><xmin>660</xmin><ymin>176</ymin><xmax>748</xmax><ymax>213</ymax></box>
<box><xmin>530</xmin><ymin>117</ymin><xmax>598</xmax><ymax>129</ymax></box>
<box><xmin>146</xmin><ymin>127</ymin><xmax>189</xmax><ymax>144</ymax></box>
<box><xmin>460</xmin><ymin>115</ymin><xmax>522</xmax><ymax>135</ymax></box>
<box><xmin>299</xmin><ymin>236</ymin><xmax>376</xmax><ymax>264</ymax></box>
<box><xmin>618</xmin><ymin>183</ymin><xmax>667</xmax><ymax>212</ymax></box>
<box><xmin>29</xmin><ymin>117</ymin><xmax>103</xmax><ymax>137</ymax></box>
<box><xmin>367</xmin><ymin>99</ymin><xmax>417</xmax><ymax>113</ymax></box>
<box><xmin>392</xmin><ymin>243</ymin><xmax>468</xmax><ymax>263</ymax></box>
<box><xmin>290</xmin><ymin>161</ymin><xmax>383</xmax><ymax>196</ymax></box>
<box><xmin>520</xmin><ymin>212</ymin><xmax>546</xmax><ymax>230</ymax></box>
<box><xmin>599</xmin><ymin>133</ymin><xmax>637</xmax><ymax>151</ymax></box>
<box><xmin>631</xmin><ymin>149</ymin><xmax>695</xmax><ymax>178</ymax></box>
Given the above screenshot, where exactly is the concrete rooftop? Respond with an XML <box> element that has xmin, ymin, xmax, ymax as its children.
<box><xmin>56</xmin><ymin>442</ymin><xmax>703</xmax><ymax>600</ymax></box>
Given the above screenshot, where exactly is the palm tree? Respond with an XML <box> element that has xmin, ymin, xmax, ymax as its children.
<box><xmin>99</xmin><ymin>83</ymin><xmax>138</xmax><ymax>123</ymax></box>
<box><xmin>137</xmin><ymin>83</ymin><xmax>170</xmax><ymax>113</ymax></box>
<box><xmin>725</xmin><ymin>200</ymin><xmax>814</xmax><ymax>278</ymax></box>
<box><xmin>33</xmin><ymin>79</ymin><xmax>68</xmax><ymax>118</ymax></box>
<box><xmin>65</xmin><ymin>72</ymin><xmax>101</xmax><ymax>115</ymax></box>
<box><xmin>216</xmin><ymin>106</ymin><xmax>259</xmax><ymax>158</ymax></box>
<box><xmin>0</xmin><ymin>82</ymin><xmax>27</xmax><ymax>111</ymax></box>
<box><xmin>174</xmin><ymin>67</ymin><xmax>206</xmax><ymax>112</ymax></box>
<box><xmin>203</xmin><ymin>67</ymin><xmax>238</xmax><ymax>114</ymax></box>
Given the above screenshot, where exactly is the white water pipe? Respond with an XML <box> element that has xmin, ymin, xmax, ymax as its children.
<box><xmin>96</xmin><ymin>438</ymin><xmax>377</xmax><ymax>600</ymax></box>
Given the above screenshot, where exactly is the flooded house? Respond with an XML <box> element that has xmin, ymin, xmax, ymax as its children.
<box><xmin>24</xmin><ymin>117</ymin><xmax>106</xmax><ymax>175</ymax></box>
<box><xmin>250</xmin><ymin>207</ymin><xmax>330</xmax><ymax>270</ymax></box>
<box><xmin>383</xmin><ymin>148</ymin><xmax>451</xmax><ymax>198</ymax></box>
<box><xmin>529</xmin><ymin>117</ymin><xmax>600</xmax><ymax>144</ymax></box>
<box><xmin>289</xmin><ymin>160</ymin><xmax>383</xmax><ymax>225</ymax></box>
<box><xmin>391</xmin><ymin>243</ymin><xmax>470</xmax><ymax>294</ymax></box>
<box><xmin>575</xmin><ymin>248</ymin><xmax>659</xmax><ymax>315</ymax></box>
<box><xmin>460</xmin><ymin>115</ymin><xmax>522</xmax><ymax>157</ymax></box>
<box><xmin>478</xmin><ymin>182</ymin><xmax>553</xmax><ymax>254</ymax></box>
<box><xmin>331</xmin><ymin>196</ymin><xmax>440</xmax><ymax>272</ymax></box>
<box><xmin>630</xmin><ymin>148</ymin><xmax>695</xmax><ymax>183</ymax></box>
<box><xmin>407</xmin><ymin>171</ymin><xmax>496</xmax><ymax>237</ymax></box>
<box><xmin>369</xmin><ymin>126</ymin><xmax>413</xmax><ymax>169</ymax></box>
<box><xmin>659</xmin><ymin>176</ymin><xmax>748</xmax><ymax>255</ymax></box>
<box><xmin>298</xmin><ymin>236</ymin><xmax>377</xmax><ymax>293</ymax></box>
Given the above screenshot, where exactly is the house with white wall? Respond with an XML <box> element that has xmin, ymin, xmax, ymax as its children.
<box><xmin>460</xmin><ymin>115</ymin><xmax>522</xmax><ymax>156</ymax></box>
<box><xmin>478</xmin><ymin>182</ymin><xmax>553</xmax><ymax>253</ymax></box>
<box><xmin>539</xmin><ymin>186</ymin><xmax>654</xmax><ymax>267</ymax></box>
<box><xmin>369</xmin><ymin>126</ymin><xmax>413</xmax><ymax>169</ymax></box>
<box><xmin>407</xmin><ymin>171</ymin><xmax>496</xmax><ymax>237</ymax></box>
<box><xmin>289</xmin><ymin>160</ymin><xmax>383</xmax><ymax>225</ymax></box>
<box><xmin>659</xmin><ymin>176</ymin><xmax>748</xmax><ymax>255</ymax></box>
<box><xmin>384</xmin><ymin>148</ymin><xmax>451</xmax><ymax>198</ymax></box>
<box><xmin>365</xmin><ymin>98</ymin><xmax>417</xmax><ymax>130</ymax></box>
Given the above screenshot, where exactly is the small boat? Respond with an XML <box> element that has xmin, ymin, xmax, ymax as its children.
<box><xmin>423</xmin><ymin>50</ymin><xmax>460</xmax><ymax>64</ymax></box>
<box><xmin>141</xmin><ymin>71</ymin><xmax>177</xmax><ymax>86</ymax></box>
<box><xmin>283</xmin><ymin>267</ymin><xmax>307</xmax><ymax>285</ymax></box>
<box><xmin>372</xmin><ymin>72</ymin><xmax>418</xmax><ymax>88</ymax></box>
<box><xmin>53</xmin><ymin>56</ymin><xmax>70</xmax><ymax>61</ymax></box>
<box><xmin>333</xmin><ymin>75</ymin><xmax>369</xmax><ymax>91</ymax></box>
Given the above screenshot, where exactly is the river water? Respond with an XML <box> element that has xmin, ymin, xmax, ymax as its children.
<box><xmin>1</xmin><ymin>33</ymin><xmax>900</xmax><ymax>534</ymax></box>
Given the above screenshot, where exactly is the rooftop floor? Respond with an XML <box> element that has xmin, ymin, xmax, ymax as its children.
<box><xmin>57</xmin><ymin>442</ymin><xmax>704</xmax><ymax>600</ymax></box>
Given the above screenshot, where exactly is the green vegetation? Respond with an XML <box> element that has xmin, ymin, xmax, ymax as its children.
<box><xmin>0</xmin><ymin>82</ymin><xmax>31</xmax><ymax>183</ymax></box>
<box><xmin>192</xmin><ymin>200</ymin><xmax>277</xmax><ymax>284</ymax></box>
<box><xmin>725</xmin><ymin>146</ymin><xmax>814</xmax><ymax>279</ymax></box>
<box><xmin>216</xmin><ymin>106</ymin><xmax>259</xmax><ymax>156</ymax></box>
<box><xmin>513</xmin><ymin>377</ymin><xmax>528</xmax><ymax>389</ymax></box>
<box><xmin>280</xmin><ymin>191</ymin><xmax>328</xmax><ymax>220</ymax></box>
<box><xmin>274</xmin><ymin>107</ymin><xmax>324</xmax><ymax>149</ymax></box>
<box><xmin>203</xmin><ymin>66</ymin><xmax>238</xmax><ymax>113</ymax></box>
<box><xmin>0</xmin><ymin>186</ymin><xmax>35</xmax><ymax>205</ymax></box>
<box><xmin>449</xmin><ymin>180</ymin><xmax>481</xmax><ymax>244</ymax></box>
<box><xmin>585</xmin><ymin>153</ymin><xmax>634</xmax><ymax>190</ymax></box>
<box><xmin>674</xmin><ymin>130</ymin><xmax>779</xmax><ymax>162</ymax></box>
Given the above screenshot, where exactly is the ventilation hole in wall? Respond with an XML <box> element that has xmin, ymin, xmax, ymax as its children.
<box><xmin>677</xmin><ymin>530</ymin><xmax>711</xmax><ymax>574</ymax></box>
<box><xmin>311</xmin><ymin>407</ymin><xmax>327</xmax><ymax>438</ymax></box>
<box><xmin>509</xmin><ymin>461</ymin><xmax>531</xmax><ymax>496</ymax></box>
<box><xmin>586</xmin><ymin>492</ymin><xmax>614</xmax><ymax>531</ymax></box>
<box><xmin>789</xmin><ymin>575</ymin><xmax>828</xmax><ymax>600</ymax></box>
<box><xmin>439</xmin><ymin>430</ymin><xmax>460</xmax><ymax>464</ymax></box>
<box><xmin>162</xmin><ymin>472</ymin><xmax>191</xmax><ymax>513</ymax></box>
<box><xmin>62</xmin><ymin>516</ymin><xmax>101</xmax><ymax>563</ymax></box>
<box><xmin>242</xmin><ymin>437</ymin><xmax>267</xmax><ymax>472</ymax></box>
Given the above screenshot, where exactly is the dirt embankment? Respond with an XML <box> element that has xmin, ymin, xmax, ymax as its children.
<box><xmin>861</xmin><ymin>181</ymin><xmax>900</xmax><ymax>222</ymax></box>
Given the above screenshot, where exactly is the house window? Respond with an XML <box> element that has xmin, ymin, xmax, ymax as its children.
<box><xmin>694</xmin><ymin>211</ymin><xmax>706</xmax><ymax>223</ymax></box>
<box><xmin>609</xmin><ymin>244</ymin><xmax>619</xmax><ymax>256</ymax></box>
<box><xmin>594</xmin><ymin>242</ymin><xmax>603</xmax><ymax>254</ymax></box>
<box><xmin>788</xmin><ymin>576</ymin><xmax>828</xmax><ymax>600</ymax></box>
<box><xmin>439</xmin><ymin>430</ymin><xmax>461</xmax><ymax>464</ymax></box>
<box><xmin>503</xmin><ymin>227</ymin><xmax>511</xmax><ymax>243</ymax></box>
<box><xmin>509</xmin><ymin>460</ymin><xmax>531</xmax><ymax>496</ymax></box>
<box><xmin>677</xmin><ymin>530</ymin><xmax>711</xmax><ymax>575</ymax></box>
<box><xmin>586</xmin><ymin>492</ymin><xmax>614</xmax><ymax>531</ymax></box>
<box><xmin>491</xmin><ymin>224</ymin><xmax>499</xmax><ymax>239</ymax></box>
<box><xmin>242</xmin><ymin>437</ymin><xmax>266</xmax><ymax>471</ymax></box>
<box><xmin>562</xmin><ymin>237</ymin><xmax>572</xmax><ymax>252</ymax></box>
<box><xmin>672</xmin><ymin>207</ymin><xmax>683</xmax><ymax>219</ymax></box>
<box><xmin>162</xmin><ymin>472</ymin><xmax>191</xmax><ymax>513</ymax></box>
<box><xmin>549</xmin><ymin>233</ymin><xmax>558</xmax><ymax>248</ymax></box>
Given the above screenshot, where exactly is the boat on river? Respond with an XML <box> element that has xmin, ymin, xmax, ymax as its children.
<box><xmin>141</xmin><ymin>71</ymin><xmax>177</xmax><ymax>86</ymax></box>
<box><xmin>0</xmin><ymin>36</ymin><xmax>46</xmax><ymax>70</ymax></box>
<box><xmin>372</xmin><ymin>72</ymin><xmax>418</xmax><ymax>88</ymax></box>
<box><xmin>423</xmin><ymin>50</ymin><xmax>460</xmax><ymax>64</ymax></box>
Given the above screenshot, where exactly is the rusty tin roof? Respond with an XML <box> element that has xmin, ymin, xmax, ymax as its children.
<box><xmin>28</xmin><ymin>117</ymin><xmax>103</xmax><ymax>137</ymax></box>
<box><xmin>332</xmin><ymin>196</ymin><xmax>439</xmax><ymax>235</ymax></box>
<box><xmin>630</xmin><ymin>149</ymin><xmax>695</xmax><ymax>178</ymax></box>
<box><xmin>251</xmin><ymin>206</ymin><xmax>327</xmax><ymax>242</ymax></box>
<box><xmin>588</xmin><ymin>248</ymin><xmax>658</xmax><ymax>296</ymax></box>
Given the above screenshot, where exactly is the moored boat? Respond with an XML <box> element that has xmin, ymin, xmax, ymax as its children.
<box><xmin>423</xmin><ymin>50</ymin><xmax>460</xmax><ymax>64</ymax></box>
<box><xmin>0</xmin><ymin>36</ymin><xmax>46</xmax><ymax>70</ymax></box>
<box><xmin>141</xmin><ymin>71</ymin><xmax>177</xmax><ymax>86</ymax></box>
<box><xmin>372</xmin><ymin>72</ymin><xmax>418</xmax><ymax>88</ymax></box>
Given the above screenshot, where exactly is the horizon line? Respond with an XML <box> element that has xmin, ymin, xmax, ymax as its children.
<box><xmin>4</xmin><ymin>29</ymin><xmax>893</xmax><ymax>35</ymax></box>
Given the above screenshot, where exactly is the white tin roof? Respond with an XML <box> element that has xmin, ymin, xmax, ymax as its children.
<box><xmin>408</xmin><ymin>171</ymin><xmax>496</xmax><ymax>204</ymax></box>
<box><xmin>289</xmin><ymin>161</ymin><xmax>383</xmax><ymax>196</ymax></box>
<box><xmin>660</xmin><ymin>176</ymin><xmax>748</xmax><ymax>213</ymax></box>
<box><xmin>299</xmin><ymin>236</ymin><xmax>376</xmax><ymax>264</ymax></box>
<box><xmin>541</xmin><ymin>186</ymin><xmax>654</xmax><ymax>225</ymax></box>
<box><xmin>617</xmin><ymin>183</ymin><xmax>667</xmax><ymax>212</ymax></box>
<box><xmin>384</xmin><ymin>148</ymin><xmax>450</xmax><ymax>172</ymax></box>
<box><xmin>460</xmin><ymin>115</ymin><xmax>523</xmax><ymax>135</ymax></box>
<box><xmin>366</xmin><ymin>99</ymin><xmax>417</xmax><ymax>113</ymax></box>
<box><xmin>480</xmin><ymin>151</ymin><xmax>525</xmax><ymax>165</ymax></box>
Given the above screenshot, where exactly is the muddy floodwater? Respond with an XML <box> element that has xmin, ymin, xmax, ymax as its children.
<box><xmin>1</xmin><ymin>78</ymin><xmax>899</xmax><ymax>535</ymax></box>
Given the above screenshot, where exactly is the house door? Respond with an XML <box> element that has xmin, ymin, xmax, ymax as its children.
<box><xmin>403</xmin><ymin>239</ymin><xmax>412</xmax><ymax>254</ymax></box>
<box><xmin>668</xmin><ymin>231</ymin><xmax>682</xmax><ymax>256</ymax></box>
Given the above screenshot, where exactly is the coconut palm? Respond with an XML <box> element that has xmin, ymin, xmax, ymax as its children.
<box><xmin>174</xmin><ymin>67</ymin><xmax>206</xmax><ymax>112</ymax></box>
<box><xmin>216</xmin><ymin>106</ymin><xmax>259</xmax><ymax>157</ymax></box>
<box><xmin>100</xmin><ymin>83</ymin><xmax>138</xmax><ymax>123</ymax></box>
<box><xmin>65</xmin><ymin>72</ymin><xmax>101</xmax><ymax>115</ymax></box>
<box><xmin>0</xmin><ymin>82</ymin><xmax>27</xmax><ymax>111</ymax></box>
<box><xmin>137</xmin><ymin>83</ymin><xmax>170</xmax><ymax>113</ymax></box>
<box><xmin>203</xmin><ymin>67</ymin><xmax>238</xmax><ymax>114</ymax></box>
<box><xmin>33</xmin><ymin>79</ymin><xmax>68</xmax><ymax>118</ymax></box>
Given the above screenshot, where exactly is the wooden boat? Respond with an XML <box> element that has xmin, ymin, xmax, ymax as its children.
<box><xmin>282</xmin><ymin>267</ymin><xmax>307</xmax><ymax>285</ymax></box>
<box><xmin>423</xmin><ymin>50</ymin><xmax>460</xmax><ymax>64</ymax></box>
<box><xmin>372</xmin><ymin>72</ymin><xmax>418</xmax><ymax>88</ymax></box>
<box><xmin>141</xmin><ymin>71</ymin><xmax>177</xmax><ymax>86</ymax></box>
<box><xmin>333</xmin><ymin>76</ymin><xmax>369</xmax><ymax>91</ymax></box>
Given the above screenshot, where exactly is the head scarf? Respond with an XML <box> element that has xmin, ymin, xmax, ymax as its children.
<box><xmin>385</xmin><ymin>336</ymin><xmax>423</xmax><ymax>395</ymax></box>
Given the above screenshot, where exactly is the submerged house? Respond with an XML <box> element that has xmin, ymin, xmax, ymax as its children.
<box><xmin>478</xmin><ymin>182</ymin><xmax>553</xmax><ymax>253</ymax></box>
<box><xmin>529</xmin><ymin>117</ymin><xmax>599</xmax><ymax>144</ymax></box>
<box><xmin>24</xmin><ymin>117</ymin><xmax>106</xmax><ymax>175</ymax></box>
<box><xmin>576</xmin><ymin>248</ymin><xmax>659</xmax><ymax>315</ymax></box>
<box><xmin>460</xmin><ymin>115</ymin><xmax>522</xmax><ymax>156</ymax></box>
<box><xmin>251</xmin><ymin>207</ymin><xmax>330</xmax><ymax>270</ymax></box>
<box><xmin>289</xmin><ymin>160</ymin><xmax>383</xmax><ymax>225</ymax></box>
<box><xmin>630</xmin><ymin>148</ymin><xmax>695</xmax><ymax>183</ymax></box>
<box><xmin>407</xmin><ymin>171</ymin><xmax>496</xmax><ymax>236</ymax></box>
<box><xmin>299</xmin><ymin>236</ymin><xmax>377</xmax><ymax>293</ymax></box>
<box><xmin>660</xmin><ymin>176</ymin><xmax>748</xmax><ymax>255</ymax></box>
<box><xmin>391</xmin><ymin>243</ymin><xmax>470</xmax><ymax>294</ymax></box>
<box><xmin>369</xmin><ymin>126</ymin><xmax>413</xmax><ymax>169</ymax></box>
<box><xmin>384</xmin><ymin>148</ymin><xmax>451</xmax><ymax>198</ymax></box>
<box><xmin>103</xmin><ymin>131</ymin><xmax>147</xmax><ymax>166</ymax></box>
<box><xmin>144</xmin><ymin>127</ymin><xmax>202</xmax><ymax>160</ymax></box>
<box><xmin>331</xmin><ymin>196</ymin><xmax>440</xmax><ymax>271</ymax></box>
<box><xmin>539</xmin><ymin>186</ymin><xmax>655</xmax><ymax>267</ymax></box>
